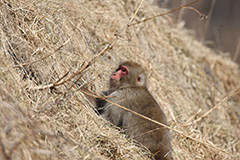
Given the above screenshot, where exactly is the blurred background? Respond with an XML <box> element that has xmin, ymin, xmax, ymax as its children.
<box><xmin>158</xmin><ymin>0</ymin><xmax>240</xmax><ymax>64</ymax></box>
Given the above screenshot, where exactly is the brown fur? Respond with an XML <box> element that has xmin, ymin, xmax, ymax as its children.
<box><xmin>96</xmin><ymin>61</ymin><xmax>173</xmax><ymax>160</ymax></box>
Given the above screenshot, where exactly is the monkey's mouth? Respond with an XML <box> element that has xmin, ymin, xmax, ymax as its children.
<box><xmin>110</xmin><ymin>78</ymin><xmax>118</xmax><ymax>83</ymax></box>
<box><xmin>110</xmin><ymin>78</ymin><xmax>120</xmax><ymax>87</ymax></box>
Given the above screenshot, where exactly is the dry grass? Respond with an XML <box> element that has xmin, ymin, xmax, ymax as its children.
<box><xmin>0</xmin><ymin>0</ymin><xmax>240</xmax><ymax>159</ymax></box>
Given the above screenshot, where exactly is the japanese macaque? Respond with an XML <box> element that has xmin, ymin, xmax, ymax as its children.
<box><xmin>96</xmin><ymin>61</ymin><xmax>173</xmax><ymax>160</ymax></box>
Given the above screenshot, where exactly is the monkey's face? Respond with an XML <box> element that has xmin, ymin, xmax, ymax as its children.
<box><xmin>109</xmin><ymin>61</ymin><xmax>146</xmax><ymax>89</ymax></box>
<box><xmin>110</xmin><ymin>65</ymin><xmax>128</xmax><ymax>88</ymax></box>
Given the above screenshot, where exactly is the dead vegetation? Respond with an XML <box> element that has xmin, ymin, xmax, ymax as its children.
<box><xmin>0</xmin><ymin>0</ymin><xmax>240</xmax><ymax>159</ymax></box>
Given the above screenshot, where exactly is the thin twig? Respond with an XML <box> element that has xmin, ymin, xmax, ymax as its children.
<box><xmin>182</xmin><ymin>6</ymin><xmax>208</xmax><ymax>20</ymax></box>
<box><xmin>12</xmin><ymin>39</ymin><xmax>70</xmax><ymax>68</ymax></box>
<box><xmin>193</xmin><ymin>87</ymin><xmax>240</xmax><ymax>123</ymax></box>
<box><xmin>80</xmin><ymin>88</ymin><xmax>230</xmax><ymax>153</ymax></box>
<box><xmin>31</xmin><ymin>43</ymin><xmax>113</xmax><ymax>90</ymax></box>
<box><xmin>31</xmin><ymin>0</ymin><xmax>145</xmax><ymax>90</ymax></box>
<box><xmin>128</xmin><ymin>0</ymin><xmax>145</xmax><ymax>25</ymax></box>
<box><xmin>129</xmin><ymin>0</ymin><xmax>201</xmax><ymax>26</ymax></box>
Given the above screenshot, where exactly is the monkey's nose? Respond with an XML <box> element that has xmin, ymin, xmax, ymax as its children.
<box><xmin>111</xmin><ymin>71</ymin><xmax>121</xmax><ymax>81</ymax></box>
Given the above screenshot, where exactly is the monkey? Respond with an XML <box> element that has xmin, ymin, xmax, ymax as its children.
<box><xmin>96</xmin><ymin>61</ymin><xmax>173</xmax><ymax>160</ymax></box>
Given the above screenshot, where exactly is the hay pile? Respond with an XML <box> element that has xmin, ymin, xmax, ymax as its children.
<box><xmin>0</xmin><ymin>0</ymin><xmax>240</xmax><ymax>159</ymax></box>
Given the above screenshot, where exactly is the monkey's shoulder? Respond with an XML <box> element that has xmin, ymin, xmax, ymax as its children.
<box><xmin>109</xmin><ymin>87</ymin><xmax>163</xmax><ymax>111</ymax></box>
<box><xmin>108</xmin><ymin>87</ymin><xmax>150</xmax><ymax>101</ymax></box>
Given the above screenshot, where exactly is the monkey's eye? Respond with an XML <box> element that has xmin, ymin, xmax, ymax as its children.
<box><xmin>120</xmin><ymin>66</ymin><xmax>128</xmax><ymax>75</ymax></box>
<box><xmin>137</xmin><ymin>76</ymin><xmax>141</xmax><ymax>82</ymax></box>
<box><xmin>122</xmin><ymin>68</ymin><xmax>127</xmax><ymax>72</ymax></box>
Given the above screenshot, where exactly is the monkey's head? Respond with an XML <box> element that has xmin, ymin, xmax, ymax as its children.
<box><xmin>110</xmin><ymin>61</ymin><xmax>147</xmax><ymax>89</ymax></box>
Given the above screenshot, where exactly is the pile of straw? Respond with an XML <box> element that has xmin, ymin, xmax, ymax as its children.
<box><xmin>1</xmin><ymin>0</ymin><xmax>239</xmax><ymax>159</ymax></box>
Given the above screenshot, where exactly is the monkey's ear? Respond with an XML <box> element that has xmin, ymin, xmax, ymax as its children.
<box><xmin>137</xmin><ymin>74</ymin><xmax>146</xmax><ymax>86</ymax></box>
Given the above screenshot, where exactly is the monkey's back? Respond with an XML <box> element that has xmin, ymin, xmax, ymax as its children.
<box><xmin>103</xmin><ymin>87</ymin><xmax>173</xmax><ymax>160</ymax></box>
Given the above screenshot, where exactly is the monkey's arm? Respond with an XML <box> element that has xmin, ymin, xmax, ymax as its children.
<box><xmin>81</xmin><ymin>88</ymin><xmax>108</xmax><ymax>114</ymax></box>
<box><xmin>95</xmin><ymin>91</ymin><xmax>110</xmax><ymax>114</ymax></box>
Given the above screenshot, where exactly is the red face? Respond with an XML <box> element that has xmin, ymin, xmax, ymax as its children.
<box><xmin>111</xmin><ymin>65</ymin><xmax>128</xmax><ymax>81</ymax></box>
